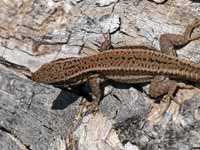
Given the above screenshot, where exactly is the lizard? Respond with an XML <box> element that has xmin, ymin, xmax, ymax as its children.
<box><xmin>32</xmin><ymin>20</ymin><xmax>200</xmax><ymax>111</ymax></box>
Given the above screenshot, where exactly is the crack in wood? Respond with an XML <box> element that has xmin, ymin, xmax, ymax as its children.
<box><xmin>0</xmin><ymin>126</ymin><xmax>31</xmax><ymax>150</ymax></box>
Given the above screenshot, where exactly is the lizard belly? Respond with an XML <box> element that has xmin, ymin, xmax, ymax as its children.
<box><xmin>105</xmin><ymin>75</ymin><xmax>154</xmax><ymax>83</ymax></box>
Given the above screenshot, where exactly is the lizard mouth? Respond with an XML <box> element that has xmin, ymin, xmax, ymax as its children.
<box><xmin>31</xmin><ymin>70</ymin><xmax>44</xmax><ymax>82</ymax></box>
<box><xmin>31</xmin><ymin>69</ymin><xmax>52</xmax><ymax>83</ymax></box>
<box><xmin>31</xmin><ymin>72</ymin><xmax>38</xmax><ymax>82</ymax></box>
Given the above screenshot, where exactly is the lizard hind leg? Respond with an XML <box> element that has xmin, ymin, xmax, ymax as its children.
<box><xmin>149</xmin><ymin>76</ymin><xmax>194</xmax><ymax>102</ymax></box>
<box><xmin>159</xmin><ymin>19</ymin><xmax>200</xmax><ymax>57</ymax></box>
<box><xmin>184</xmin><ymin>19</ymin><xmax>200</xmax><ymax>42</ymax></box>
<box><xmin>149</xmin><ymin>76</ymin><xmax>180</xmax><ymax>117</ymax></box>
<box><xmin>149</xmin><ymin>76</ymin><xmax>195</xmax><ymax>120</ymax></box>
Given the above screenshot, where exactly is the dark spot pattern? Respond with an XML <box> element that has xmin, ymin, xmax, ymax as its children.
<box><xmin>32</xmin><ymin>48</ymin><xmax>200</xmax><ymax>84</ymax></box>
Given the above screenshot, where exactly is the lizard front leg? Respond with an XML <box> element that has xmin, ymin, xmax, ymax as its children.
<box><xmin>85</xmin><ymin>75</ymin><xmax>105</xmax><ymax>112</ymax></box>
<box><xmin>99</xmin><ymin>33</ymin><xmax>113</xmax><ymax>51</ymax></box>
<box><xmin>83</xmin><ymin>32</ymin><xmax>113</xmax><ymax>55</ymax></box>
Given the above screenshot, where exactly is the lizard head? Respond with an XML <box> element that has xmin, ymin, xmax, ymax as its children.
<box><xmin>31</xmin><ymin>61</ymin><xmax>65</xmax><ymax>84</ymax></box>
<box><xmin>31</xmin><ymin>64</ymin><xmax>51</xmax><ymax>83</ymax></box>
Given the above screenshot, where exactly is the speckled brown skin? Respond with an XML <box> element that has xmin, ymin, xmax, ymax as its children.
<box><xmin>32</xmin><ymin>20</ymin><xmax>200</xmax><ymax>109</ymax></box>
<box><xmin>32</xmin><ymin>48</ymin><xmax>200</xmax><ymax>84</ymax></box>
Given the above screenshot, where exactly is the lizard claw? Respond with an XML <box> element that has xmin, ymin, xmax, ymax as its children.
<box><xmin>79</xmin><ymin>99</ymin><xmax>100</xmax><ymax>115</ymax></box>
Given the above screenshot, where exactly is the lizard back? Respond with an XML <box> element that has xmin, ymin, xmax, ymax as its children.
<box><xmin>32</xmin><ymin>48</ymin><xmax>200</xmax><ymax>85</ymax></box>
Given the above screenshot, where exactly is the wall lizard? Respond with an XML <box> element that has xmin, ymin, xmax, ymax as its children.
<box><xmin>32</xmin><ymin>20</ymin><xmax>200</xmax><ymax>110</ymax></box>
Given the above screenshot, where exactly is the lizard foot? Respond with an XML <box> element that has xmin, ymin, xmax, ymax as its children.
<box><xmin>148</xmin><ymin>95</ymin><xmax>173</xmax><ymax>124</ymax></box>
<box><xmin>79</xmin><ymin>99</ymin><xmax>100</xmax><ymax>115</ymax></box>
<box><xmin>148</xmin><ymin>86</ymin><xmax>197</xmax><ymax>125</ymax></box>
<box><xmin>91</xmin><ymin>31</ymin><xmax>112</xmax><ymax>52</ymax></box>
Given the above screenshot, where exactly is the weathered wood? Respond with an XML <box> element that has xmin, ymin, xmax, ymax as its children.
<box><xmin>0</xmin><ymin>66</ymin><xmax>81</xmax><ymax>150</ymax></box>
<box><xmin>0</xmin><ymin>0</ymin><xmax>200</xmax><ymax>150</ymax></box>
